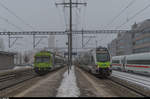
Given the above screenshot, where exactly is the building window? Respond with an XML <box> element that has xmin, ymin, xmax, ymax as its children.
<box><xmin>135</xmin><ymin>33</ymin><xmax>141</xmax><ymax>38</ymax></box>
<box><xmin>133</xmin><ymin>47</ymin><xmax>150</xmax><ymax>53</ymax></box>
<box><xmin>143</xmin><ymin>28</ymin><xmax>150</xmax><ymax>33</ymax></box>
<box><xmin>135</xmin><ymin>37</ymin><xmax>150</xmax><ymax>45</ymax></box>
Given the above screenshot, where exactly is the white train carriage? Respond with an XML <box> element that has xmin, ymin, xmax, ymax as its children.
<box><xmin>111</xmin><ymin>52</ymin><xmax>150</xmax><ymax>75</ymax></box>
<box><xmin>111</xmin><ymin>56</ymin><xmax>126</xmax><ymax>71</ymax></box>
<box><xmin>125</xmin><ymin>53</ymin><xmax>150</xmax><ymax>75</ymax></box>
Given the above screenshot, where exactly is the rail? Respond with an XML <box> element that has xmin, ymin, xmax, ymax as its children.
<box><xmin>110</xmin><ymin>71</ymin><xmax>150</xmax><ymax>97</ymax></box>
<box><xmin>0</xmin><ymin>68</ymin><xmax>36</xmax><ymax>90</ymax></box>
<box><xmin>77</xmin><ymin>65</ymin><xmax>150</xmax><ymax>97</ymax></box>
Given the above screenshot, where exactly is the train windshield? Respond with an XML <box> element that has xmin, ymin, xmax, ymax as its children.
<box><xmin>96</xmin><ymin>53</ymin><xmax>110</xmax><ymax>62</ymax></box>
<box><xmin>35</xmin><ymin>57</ymin><xmax>50</xmax><ymax>63</ymax></box>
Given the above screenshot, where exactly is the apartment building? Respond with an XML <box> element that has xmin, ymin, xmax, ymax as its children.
<box><xmin>132</xmin><ymin>19</ymin><xmax>150</xmax><ymax>53</ymax></box>
<box><xmin>108</xmin><ymin>19</ymin><xmax>150</xmax><ymax>56</ymax></box>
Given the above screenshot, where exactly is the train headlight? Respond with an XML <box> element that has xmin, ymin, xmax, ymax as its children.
<box><xmin>97</xmin><ymin>65</ymin><xmax>99</xmax><ymax>69</ymax></box>
<box><xmin>110</xmin><ymin>64</ymin><xmax>112</xmax><ymax>67</ymax></box>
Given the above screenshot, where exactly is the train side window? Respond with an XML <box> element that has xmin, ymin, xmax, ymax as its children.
<box><xmin>127</xmin><ymin>60</ymin><xmax>150</xmax><ymax>65</ymax></box>
<box><xmin>112</xmin><ymin>60</ymin><xmax>119</xmax><ymax>64</ymax></box>
<box><xmin>121</xmin><ymin>57</ymin><xmax>126</xmax><ymax>64</ymax></box>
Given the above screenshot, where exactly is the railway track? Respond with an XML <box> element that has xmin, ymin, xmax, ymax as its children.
<box><xmin>0</xmin><ymin>68</ymin><xmax>36</xmax><ymax>91</ymax></box>
<box><xmin>1</xmin><ymin>66</ymin><xmax>66</xmax><ymax>97</ymax></box>
<box><xmin>110</xmin><ymin>71</ymin><xmax>150</xmax><ymax>97</ymax></box>
<box><xmin>77</xmin><ymin>66</ymin><xmax>150</xmax><ymax>97</ymax></box>
<box><xmin>0</xmin><ymin>66</ymin><xmax>66</xmax><ymax>95</ymax></box>
<box><xmin>108</xmin><ymin>75</ymin><xmax>150</xmax><ymax>97</ymax></box>
<box><xmin>112</xmin><ymin>72</ymin><xmax>150</xmax><ymax>88</ymax></box>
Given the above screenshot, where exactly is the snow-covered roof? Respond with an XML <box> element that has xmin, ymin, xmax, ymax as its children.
<box><xmin>0</xmin><ymin>51</ymin><xmax>16</xmax><ymax>55</ymax></box>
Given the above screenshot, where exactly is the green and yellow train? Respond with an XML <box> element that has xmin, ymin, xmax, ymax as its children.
<box><xmin>34</xmin><ymin>51</ymin><xmax>66</xmax><ymax>75</ymax></box>
<box><xmin>76</xmin><ymin>47</ymin><xmax>112</xmax><ymax>78</ymax></box>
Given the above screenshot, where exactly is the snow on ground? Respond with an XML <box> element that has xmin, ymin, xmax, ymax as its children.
<box><xmin>112</xmin><ymin>71</ymin><xmax>150</xmax><ymax>89</ymax></box>
<box><xmin>0</xmin><ymin>66</ymin><xmax>32</xmax><ymax>73</ymax></box>
<box><xmin>13</xmin><ymin>66</ymin><xmax>32</xmax><ymax>70</ymax></box>
<box><xmin>56</xmin><ymin>66</ymin><xmax>80</xmax><ymax>97</ymax></box>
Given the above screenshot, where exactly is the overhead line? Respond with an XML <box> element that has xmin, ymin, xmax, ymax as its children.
<box><xmin>104</xmin><ymin>0</ymin><xmax>136</xmax><ymax>47</ymax></box>
<box><xmin>107</xmin><ymin>0</ymin><xmax>136</xmax><ymax>26</ymax></box>
<box><xmin>0</xmin><ymin>1</ymin><xmax>34</xmax><ymax>30</ymax></box>
<box><xmin>0</xmin><ymin>16</ymin><xmax>23</xmax><ymax>31</ymax></box>
<box><xmin>116</xmin><ymin>3</ymin><xmax>150</xmax><ymax>29</ymax></box>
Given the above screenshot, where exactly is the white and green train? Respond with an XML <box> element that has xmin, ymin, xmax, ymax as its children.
<box><xmin>76</xmin><ymin>47</ymin><xmax>112</xmax><ymax>78</ymax></box>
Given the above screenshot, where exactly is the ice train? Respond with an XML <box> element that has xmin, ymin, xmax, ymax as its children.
<box><xmin>111</xmin><ymin>52</ymin><xmax>150</xmax><ymax>76</ymax></box>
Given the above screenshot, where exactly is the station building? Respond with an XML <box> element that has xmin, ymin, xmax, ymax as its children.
<box><xmin>116</xmin><ymin>32</ymin><xmax>133</xmax><ymax>56</ymax></box>
<box><xmin>0</xmin><ymin>51</ymin><xmax>16</xmax><ymax>70</ymax></box>
<box><xmin>108</xmin><ymin>32</ymin><xmax>133</xmax><ymax>57</ymax></box>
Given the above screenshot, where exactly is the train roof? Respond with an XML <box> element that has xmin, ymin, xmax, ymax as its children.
<box><xmin>126</xmin><ymin>52</ymin><xmax>150</xmax><ymax>60</ymax></box>
<box><xmin>89</xmin><ymin>46</ymin><xmax>108</xmax><ymax>52</ymax></box>
<box><xmin>112</xmin><ymin>56</ymin><xmax>125</xmax><ymax>60</ymax></box>
<box><xmin>35</xmin><ymin>51</ymin><xmax>65</xmax><ymax>58</ymax></box>
<box><xmin>112</xmin><ymin>52</ymin><xmax>150</xmax><ymax>60</ymax></box>
<box><xmin>35</xmin><ymin>51</ymin><xmax>51</xmax><ymax>57</ymax></box>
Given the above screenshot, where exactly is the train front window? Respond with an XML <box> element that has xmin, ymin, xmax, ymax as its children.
<box><xmin>43</xmin><ymin>57</ymin><xmax>50</xmax><ymax>63</ymax></box>
<box><xmin>35</xmin><ymin>57</ymin><xmax>42</xmax><ymax>63</ymax></box>
<box><xmin>96</xmin><ymin>53</ymin><xmax>110</xmax><ymax>62</ymax></box>
<box><xmin>35</xmin><ymin>57</ymin><xmax>50</xmax><ymax>63</ymax></box>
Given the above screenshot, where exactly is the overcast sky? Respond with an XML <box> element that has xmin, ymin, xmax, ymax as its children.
<box><xmin>0</xmin><ymin>0</ymin><xmax>150</xmax><ymax>53</ymax></box>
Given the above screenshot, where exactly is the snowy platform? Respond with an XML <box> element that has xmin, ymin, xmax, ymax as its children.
<box><xmin>56</xmin><ymin>66</ymin><xmax>80</xmax><ymax>97</ymax></box>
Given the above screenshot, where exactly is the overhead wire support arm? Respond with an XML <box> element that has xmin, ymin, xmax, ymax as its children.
<box><xmin>82</xmin><ymin>35</ymin><xmax>96</xmax><ymax>48</ymax></box>
<box><xmin>83</xmin><ymin>37</ymin><xmax>94</xmax><ymax>48</ymax></box>
<box><xmin>0</xmin><ymin>29</ymin><xmax>145</xmax><ymax>35</ymax></box>
<box><xmin>56</xmin><ymin>2</ymin><xmax>87</xmax><ymax>7</ymax></box>
<box><xmin>8</xmin><ymin>35</ymin><xmax>23</xmax><ymax>48</ymax></box>
<box><xmin>0</xmin><ymin>31</ymin><xmax>68</xmax><ymax>35</ymax></box>
<box><xmin>33</xmin><ymin>35</ymin><xmax>48</xmax><ymax>48</ymax></box>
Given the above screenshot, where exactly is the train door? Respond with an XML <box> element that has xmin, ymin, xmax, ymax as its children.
<box><xmin>122</xmin><ymin>56</ymin><xmax>126</xmax><ymax>72</ymax></box>
<box><xmin>52</xmin><ymin>54</ymin><xmax>55</xmax><ymax>68</ymax></box>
